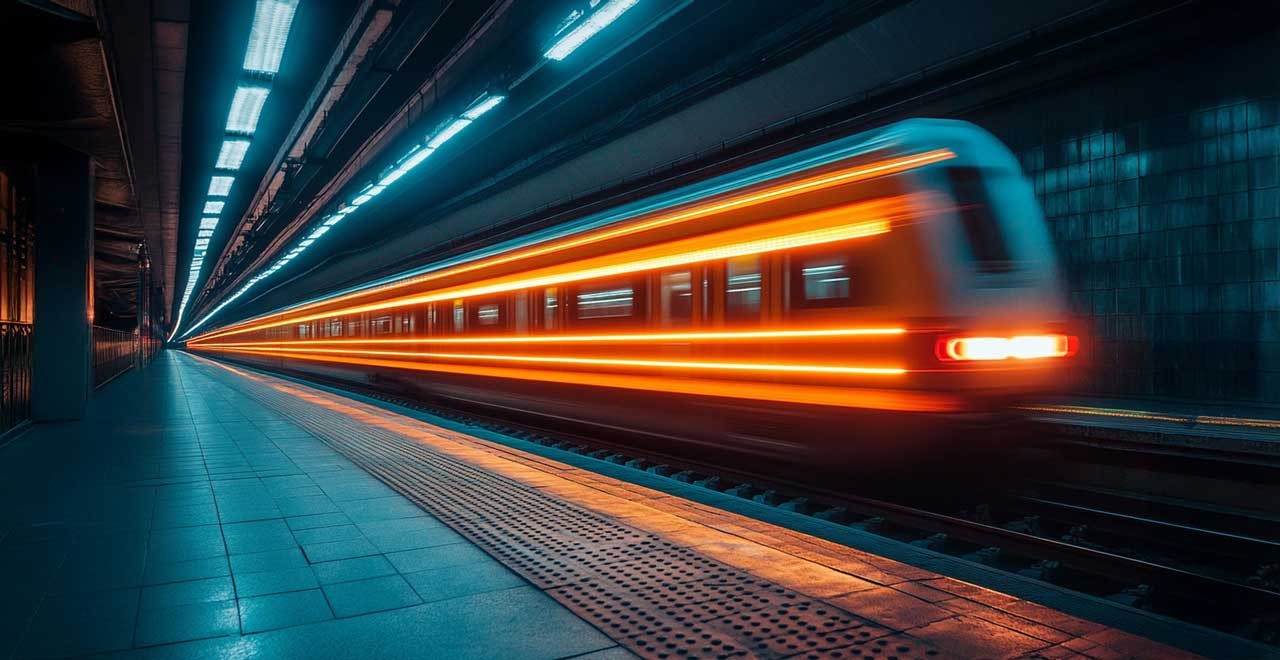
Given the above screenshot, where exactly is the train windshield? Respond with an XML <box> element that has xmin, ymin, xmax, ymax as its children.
<box><xmin>946</xmin><ymin>167</ymin><xmax>1013</xmax><ymax>273</ymax></box>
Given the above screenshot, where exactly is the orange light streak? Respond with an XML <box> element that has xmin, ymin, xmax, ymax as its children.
<box><xmin>191</xmin><ymin>150</ymin><xmax>954</xmax><ymax>343</ymax></box>
<box><xmin>204</xmin><ymin>345</ymin><xmax>906</xmax><ymax>376</ymax></box>
<box><xmin>194</xmin><ymin>196</ymin><xmax>918</xmax><ymax>343</ymax></box>
<box><xmin>203</xmin><ymin>348</ymin><xmax>959</xmax><ymax>412</ymax></box>
<box><xmin>196</xmin><ymin>326</ymin><xmax>908</xmax><ymax>349</ymax></box>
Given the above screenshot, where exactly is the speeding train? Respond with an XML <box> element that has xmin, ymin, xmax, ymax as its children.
<box><xmin>187</xmin><ymin>118</ymin><xmax>1080</xmax><ymax>459</ymax></box>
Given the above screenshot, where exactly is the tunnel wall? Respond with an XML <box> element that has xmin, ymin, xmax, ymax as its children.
<box><xmin>966</xmin><ymin>35</ymin><xmax>1280</xmax><ymax>404</ymax></box>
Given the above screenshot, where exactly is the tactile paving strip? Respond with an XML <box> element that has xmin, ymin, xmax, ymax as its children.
<box><xmin>227</xmin><ymin>371</ymin><xmax>946</xmax><ymax>660</ymax></box>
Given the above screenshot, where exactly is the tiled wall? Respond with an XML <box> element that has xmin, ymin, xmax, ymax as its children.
<box><xmin>967</xmin><ymin>39</ymin><xmax>1280</xmax><ymax>403</ymax></box>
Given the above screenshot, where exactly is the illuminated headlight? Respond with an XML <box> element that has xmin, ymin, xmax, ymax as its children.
<box><xmin>938</xmin><ymin>334</ymin><xmax>1076</xmax><ymax>361</ymax></box>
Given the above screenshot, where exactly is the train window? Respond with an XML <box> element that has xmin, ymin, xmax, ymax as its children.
<box><xmin>347</xmin><ymin>318</ymin><xmax>362</xmax><ymax>337</ymax></box>
<box><xmin>660</xmin><ymin>271</ymin><xmax>693</xmax><ymax>326</ymax></box>
<box><xmin>472</xmin><ymin>300</ymin><xmax>502</xmax><ymax>328</ymax></box>
<box><xmin>372</xmin><ymin>316</ymin><xmax>392</xmax><ymax>334</ymax></box>
<box><xmin>297</xmin><ymin>323</ymin><xmax>310</xmax><ymax>339</ymax></box>
<box><xmin>514</xmin><ymin>294</ymin><xmax>528</xmax><ymax>332</ymax></box>
<box><xmin>801</xmin><ymin>259</ymin><xmax>850</xmax><ymax>301</ymax></box>
<box><xmin>790</xmin><ymin>250</ymin><xmax>877</xmax><ymax>309</ymax></box>
<box><xmin>725</xmin><ymin>256</ymin><xmax>761</xmax><ymax>321</ymax></box>
<box><xmin>452</xmin><ymin>300</ymin><xmax>464</xmax><ymax>333</ymax></box>
<box><xmin>399</xmin><ymin>313</ymin><xmax>414</xmax><ymax>334</ymax></box>
<box><xmin>326</xmin><ymin>318</ymin><xmax>342</xmax><ymax>337</ymax></box>
<box><xmin>946</xmin><ymin>167</ymin><xmax>1013</xmax><ymax>273</ymax></box>
<box><xmin>576</xmin><ymin>281</ymin><xmax>634</xmax><ymax>319</ymax></box>
<box><xmin>544</xmin><ymin>287</ymin><xmax>558</xmax><ymax>330</ymax></box>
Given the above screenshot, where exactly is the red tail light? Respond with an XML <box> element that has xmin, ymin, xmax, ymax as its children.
<box><xmin>937</xmin><ymin>334</ymin><xmax>1077</xmax><ymax>362</ymax></box>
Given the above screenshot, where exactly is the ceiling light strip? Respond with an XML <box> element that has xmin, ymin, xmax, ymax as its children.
<box><xmin>170</xmin><ymin>0</ymin><xmax>300</xmax><ymax>341</ymax></box>
<box><xmin>180</xmin><ymin>93</ymin><xmax>507</xmax><ymax>339</ymax></box>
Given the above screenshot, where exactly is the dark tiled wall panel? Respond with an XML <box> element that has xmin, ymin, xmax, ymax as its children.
<box><xmin>966</xmin><ymin>38</ymin><xmax>1280</xmax><ymax>403</ymax></box>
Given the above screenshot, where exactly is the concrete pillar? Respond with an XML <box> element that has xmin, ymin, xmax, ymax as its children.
<box><xmin>31</xmin><ymin>143</ymin><xmax>94</xmax><ymax>420</ymax></box>
<box><xmin>136</xmin><ymin>249</ymin><xmax>146</xmax><ymax>367</ymax></box>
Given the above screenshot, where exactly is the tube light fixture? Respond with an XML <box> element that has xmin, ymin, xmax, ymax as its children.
<box><xmin>544</xmin><ymin>0</ymin><xmax>640</xmax><ymax>61</ymax></box>
<box><xmin>208</xmin><ymin>176</ymin><xmax>235</xmax><ymax>197</ymax></box>
<box><xmin>427</xmin><ymin>118</ymin><xmax>471</xmax><ymax>149</ymax></box>
<box><xmin>198</xmin><ymin>230</ymin><xmax>213</xmax><ymax>238</ymax></box>
<box><xmin>242</xmin><ymin>0</ymin><xmax>300</xmax><ymax>74</ymax></box>
<box><xmin>203</xmin><ymin>201</ymin><xmax>225</xmax><ymax>214</ymax></box>
<box><xmin>195</xmin><ymin>238</ymin><xmax>210</xmax><ymax>249</ymax></box>
<box><xmin>378</xmin><ymin>169</ymin><xmax>407</xmax><ymax>187</ymax></box>
<box><xmin>226</xmin><ymin>84</ymin><xmax>271</xmax><ymax>134</ymax></box>
<box><xmin>199</xmin><ymin>218</ymin><xmax>219</xmax><ymax>230</ymax></box>
<box><xmin>461</xmin><ymin>94</ymin><xmax>505</xmax><ymax>120</ymax></box>
<box><xmin>396</xmin><ymin>147</ymin><xmax>434</xmax><ymax>173</ymax></box>
<box><xmin>216</xmin><ymin>139</ymin><xmax>252</xmax><ymax>170</ymax></box>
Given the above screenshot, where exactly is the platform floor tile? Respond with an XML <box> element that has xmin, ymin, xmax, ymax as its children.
<box><xmin>174</xmin><ymin>352</ymin><xmax>1215</xmax><ymax>660</ymax></box>
<box><xmin>0</xmin><ymin>353</ymin><xmax>622</xmax><ymax>660</ymax></box>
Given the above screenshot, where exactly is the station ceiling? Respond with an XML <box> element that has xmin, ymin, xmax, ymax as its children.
<box><xmin>43</xmin><ymin>0</ymin><xmax>1264</xmax><ymax>338</ymax></box>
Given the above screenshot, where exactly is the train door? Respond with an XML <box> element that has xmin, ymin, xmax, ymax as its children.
<box><xmin>658</xmin><ymin>270</ymin><xmax>694</xmax><ymax>328</ymax></box>
<box><xmin>540</xmin><ymin>287</ymin><xmax>561</xmax><ymax>332</ymax></box>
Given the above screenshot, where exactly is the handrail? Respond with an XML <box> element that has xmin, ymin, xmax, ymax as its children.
<box><xmin>0</xmin><ymin>321</ymin><xmax>33</xmax><ymax>434</ymax></box>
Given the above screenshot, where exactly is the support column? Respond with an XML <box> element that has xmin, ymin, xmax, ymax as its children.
<box><xmin>136</xmin><ymin>245</ymin><xmax>147</xmax><ymax>367</ymax></box>
<box><xmin>31</xmin><ymin>143</ymin><xmax>93</xmax><ymax>421</ymax></box>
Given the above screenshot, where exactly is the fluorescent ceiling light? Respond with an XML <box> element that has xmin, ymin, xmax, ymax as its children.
<box><xmin>208</xmin><ymin>176</ymin><xmax>235</xmax><ymax>196</ymax></box>
<box><xmin>427</xmin><ymin>118</ymin><xmax>471</xmax><ymax>149</ymax></box>
<box><xmin>195</xmin><ymin>238</ymin><xmax>210</xmax><ymax>249</ymax></box>
<box><xmin>384</xmin><ymin>147</ymin><xmax>435</xmax><ymax>182</ymax></box>
<box><xmin>203</xmin><ymin>200</ymin><xmax>225</xmax><ymax>214</ymax></box>
<box><xmin>309</xmin><ymin>226</ymin><xmax>329</xmax><ymax>239</ymax></box>
<box><xmin>461</xmin><ymin>94</ymin><xmax>505</xmax><ymax>120</ymax></box>
<box><xmin>226</xmin><ymin>84</ymin><xmax>271</xmax><ymax>134</ymax></box>
<box><xmin>243</xmin><ymin>0</ymin><xmax>300</xmax><ymax>74</ymax></box>
<box><xmin>198</xmin><ymin>230</ymin><xmax>213</xmax><ymax>238</ymax></box>
<box><xmin>199</xmin><ymin>218</ymin><xmax>219</xmax><ymax>230</ymax></box>
<box><xmin>351</xmin><ymin>193</ymin><xmax>374</xmax><ymax>206</ymax></box>
<box><xmin>299</xmin><ymin>239</ymin><xmax>314</xmax><ymax>247</ymax></box>
<box><xmin>395</xmin><ymin>147</ymin><xmax>435</xmax><ymax>174</ymax></box>
<box><xmin>216</xmin><ymin>139</ymin><xmax>252</xmax><ymax>170</ymax></box>
<box><xmin>378</xmin><ymin>169</ymin><xmax>407</xmax><ymax>187</ymax></box>
<box><xmin>323</xmin><ymin>214</ymin><xmax>345</xmax><ymax>226</ymax></box>
<box><xmin>544</xmin><ymin>0</ymin><xmax>639</xmax><ymax>61</ymax></box>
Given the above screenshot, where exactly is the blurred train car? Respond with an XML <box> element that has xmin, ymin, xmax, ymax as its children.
<box><xmin>187</xmin><ymin>118</ymin><xmax>1080</xmax><ymax>461</ymax></box>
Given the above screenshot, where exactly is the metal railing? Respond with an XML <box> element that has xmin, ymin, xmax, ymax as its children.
<box><xmin>0</xmin><ymin>321</ymin><xmax>32</xmax><ymax>434</ymax></box>
<box><xmin>93</xmin><ymin>326</ymin><xmax>136</xmax><ymax>388</ymax></box>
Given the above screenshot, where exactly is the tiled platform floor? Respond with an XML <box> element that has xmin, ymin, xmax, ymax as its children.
<box><xmin>0</xmin><ymin>352</ymin><xmax>619</xmax><ymax>659</ymax></box>
<box><xmin>1</xmin><ymin>351</ymin><xmax>1251</xmax><ymax>659</ymax></box>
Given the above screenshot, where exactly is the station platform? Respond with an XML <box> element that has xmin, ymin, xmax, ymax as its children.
<box><xmin>1023</xmin><ymin>397</ymin><xmax>1280</xmax><ymax>458</ymax></box>
<box><xmin>0</xmin><ymin>352</ymin><xmax>1259</xmax><ymax>659</ymax></box>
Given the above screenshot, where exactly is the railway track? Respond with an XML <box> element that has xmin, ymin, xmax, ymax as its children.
<box><xmin>250</xmin><ymin>365</ymin><xmax>1280</xmax><ymax>646</ymax></box>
